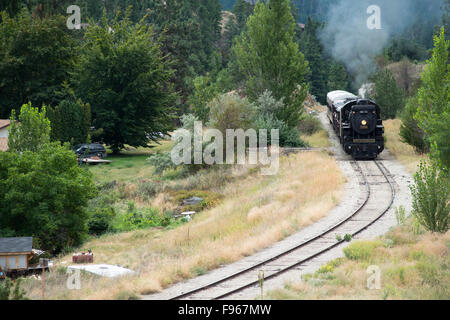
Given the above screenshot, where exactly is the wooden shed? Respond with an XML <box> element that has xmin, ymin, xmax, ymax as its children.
<box><xmin>0</xmin><ymin>237</ymin><xmax>33</xmax><ymax>271</ymax></box>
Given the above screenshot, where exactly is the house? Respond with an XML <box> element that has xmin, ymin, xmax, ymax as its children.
<box><xmin>0</xmin><ymin>119</ymin><xmax>11</xmax><ymax>152</ymax></box>
<box><xmin>0</xmin><ymin>237</ymin><xmax>33</xmax><ymax>272</ymax></box>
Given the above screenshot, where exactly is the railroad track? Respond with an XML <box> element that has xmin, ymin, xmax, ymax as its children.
<box><xmin>170</xmin><ymin>160</ymin><xmax>395</xmax><ymax>300</ymax></box>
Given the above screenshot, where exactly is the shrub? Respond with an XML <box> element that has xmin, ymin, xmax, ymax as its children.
<box><xmin>253</xmin><ymin>114</ymin><xmax>307</xmax><ymax>147</ymax></box>
<box><xmin>208</xmin><ymin>93</ymin><xmax>256</xmax><ymax>134</ymax></box>
<box><xmin>410</xmin><ymin>158</ymin><xmax>449</xmax><ymax>233</ymax></box>
<box><xmin>87</xmin><ymin>207</ymin><xmax>116</xmax><ymax>235</ymax></box>
<box><xmin>343</xmin><ymin>240</ymin><xmax>382</xmax><ymax>261</ymax></box>
<box><xmin>400</xmin><ymin>96</ymin><xmax>428</xmax><ymax>153</ymax></box>
<box><xmin>298</xmin><ymin>114</ymin><xmax>322</xmax><ymax>135</ymax></box>
<box><xmin>0</xmin><ymin>278</ymin><xmax>28</xmax><ymax>300</ymax></box>
<box><xmin>147</xmin><ymin>152</ymin><xmax>177</xmax><ymax>176</ymax></box>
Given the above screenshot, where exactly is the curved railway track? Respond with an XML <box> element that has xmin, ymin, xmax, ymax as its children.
<box><xmin>170</xmin><ymin>160</ymin><xmax>395</xmax><ymax>300</ymax></box>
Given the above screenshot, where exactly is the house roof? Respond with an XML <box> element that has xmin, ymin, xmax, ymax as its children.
<box><xmin>0</xmin><ymin>119</ymin><xmax>11</xmax><ymax>130</ymax></box>
<box><xmin>0</xmin><ymin>237</ymin><xmax>33</xmax><ymax>253</ymax></box>
<box><xmin>0</xmin><ymin>138</ymin><xmax>7</xmax><ymax>152</ymax></box>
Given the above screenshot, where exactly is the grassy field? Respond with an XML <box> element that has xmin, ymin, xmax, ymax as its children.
<box><xmin>89</xmin><ymin>140</ymin><xmax>174</xmax><ymax>183</ymax></box>
<box><xmin>266</xmin><ymin>218</ymin><xmax>450</xmax><ymax>300</ymax></box>
<box><xmin>383</xmin><ymin>119</ymin><xmax>426</xmax><ymax>174</ymax></box>
<box><xmin>21</xmin><ymin>151</ymin><xmax>345</xmax><ymax>299</ymax></box>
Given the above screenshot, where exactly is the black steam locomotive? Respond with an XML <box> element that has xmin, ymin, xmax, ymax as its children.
<box><xmin>327</xmin><ymin>91</ymin><xmax>384</xmax><ymax>159</ymax></box>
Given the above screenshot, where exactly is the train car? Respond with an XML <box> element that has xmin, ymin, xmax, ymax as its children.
<box><xmin>327</xmin><ymin>90</ymin><xmax>384</xmax><ymax>159</ymax></box>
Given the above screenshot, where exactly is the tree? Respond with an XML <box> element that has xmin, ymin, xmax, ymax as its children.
<box><xmin>371</xmin><ymin>69</ymin><xmax>405</xmax><ymax>120</ymax></box>
<box><xmin>232</xmin><ymin>0</ymin><xmax>309</xmax><ymax>127</ymax></box>
<box><xmin>8</xmin><ymin>103</ymin><xmax>51</xmax><ymax>153</ymax></box>
<box><xmin>298</xmin><ymin>17</ymin><xmax>328</xmax><ymax>103</ymax></box>
<box><xmin>47</xmin><ymin>98</ymin><xmax>91</xmax><ymax>146</ymax></box>
<box><xmin>148</xmin><ymin>0</ymin><xmax>222</xmax><ymax>111</ymax></box>
<box><xmin>74</xmin><ymin>10</ymin><xmax>177</xmax><ymax>153</ymax></box>
<box><xmin>410</xmin><ymin>157</ymin><xmax>449</xmax><ymax>233</ymax></box>
<box><xmin>414</xmin><ymin>28</ymin><xmax>450</xmax><ymax>168</ymax></box>
<box><xmin>0</xmin><ymin>10</ymin><xmax>78</xmax><ymax>118</ymax></box>
<box><xmin>400</xmin><ymin>96</ymin><xmax>428</xmax><ymax>154</ymax></box>
<box><xmin>327</xmin><ymin>61</ymin><xmax>350</xmax><ymax>92</ymax></box>
<box><xmin>0</xmin><ymin>142</ymin><xmax>97</xmax><ymax>253</ymax></box>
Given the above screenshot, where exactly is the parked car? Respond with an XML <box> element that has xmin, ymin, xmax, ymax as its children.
<box><xmin>74</xmin><ymin>143</ymin><xmax>107</xmax><ymax>158</ymax></box>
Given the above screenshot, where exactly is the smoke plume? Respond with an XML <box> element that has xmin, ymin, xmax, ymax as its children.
<box><xmin>319</xmin><ymin>0</ymin><xmax>443</xmax><ymax>87</ymax></box>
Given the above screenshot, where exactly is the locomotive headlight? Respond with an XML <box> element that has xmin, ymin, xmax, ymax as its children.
<box><xmin>361</xmin><ymin>120</ymin><xmax>367</xmax><ymax>126</ymax></box>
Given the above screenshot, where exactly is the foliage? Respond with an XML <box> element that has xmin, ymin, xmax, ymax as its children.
<box><xmin>87</xmin><ymin>207</ymin><xmax>116</xmax><ymax>235</ymax></box>
<box><xmin>371</xmin><ymin>69</ymin><xmax>405</xmax><ymax>120</ymax></box>
<box><xmin>298</xmin><ymin>114</ymin><xmax>321</xmax><ymax>135</ymax></box>
<box><xmin>73</xmin><ymin>10</ymin><xmax>177</xmax><ymax>153</ymax></box>
<box><xmin>232</xmin><ymin>0</ymin><xmax>309</xmax><ymax>127</ymax></box>
<box><xmin>327</xmin><ymin>61</ymin><xmax>351</xmax><ymax>92</ymax></box>
<box><xmin>0</xmin><ymin>278</ymin><xmax>28</xmax><ymax>300</ymax></box>
<box><xmin>298</xmin><ymin>17</ymin><xmax>328</xmax><ymax>103</ymax></box>
<box><xmin>7</xmin><ymin>103</ymin><xmax>51</xmax><ymax>153</ymax></box>
<box><xmin>414</xmin><ymin>28</ymin><xmax>450</xmax><ymax>168</ymax></box>
<box><xmin>112</xmin><ymin>203</ymin><xmax>173</xmax><ymax>232</ymax></box>
<box><xmin>253</xmin><ymin>114</ymin><xmax>306</xmax><ymax>148</ymax></box>
<box><xmin>400</xmin><ymin>96</ymin><xmax>428</xmax><ymax>153</ymax></box>
<box><xmin>47</xmin><ymin>97</ymin><xmax>91</xmax><ymax>146</ymax></box>
<box><xmin>0</xmin><ymin>10</ymin><xmax>78</xmax><ymax>118</ymax></box>
<box><xmin>386</xmin><ymin>37</ymin><xmax>428</xmax><ymax>62</ymax></box>
<box><xmin>147</xmin><ymin>0</ymin><xmax>222</xmax><ymax>110</ymax></box>
<box><xmin>410</xmin><ymin>158</ymin><xmax>449</xmax><ymax>233</ymax></box>
<box><xmin>208</xmin><ymin>93</ymin><xmax>256</xmax><ymax>133</ymax></box>
<box><xmin>343</xmin><ymin>240</ymin><xmax>382</xmax><ymax>261</ymax></box>
<box><xmin>0</xmin><ymin>142</ymin><xmax>97</xmax><ymax>253</ymax></box>
<box><xmin>188</xmin><ymin>75</ymin><xmax>218</xmax><ymax>123</ymax></box>
<box><xmin>147</xmin><ymin>151</ymin><xmax>178</xmax><ymax>176</ymax></box>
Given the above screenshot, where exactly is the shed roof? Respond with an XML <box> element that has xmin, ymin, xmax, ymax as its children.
<box><xmin>0</xmin><ymin>119</ymin><xmax>11</xmax><ymax>130</ymax></box>
<box><xmin>0</xmin><ymin>237</ymin><xmax>33</xmax><ymax>253</ymax></box>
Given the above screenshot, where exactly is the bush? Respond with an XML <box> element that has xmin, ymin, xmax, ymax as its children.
<box><xmin>87</xmin><ymin>207</ymin><xmax>116</xmax><ymax>235</ymax></box>
<box><xmin>410</xmin><ymin>158</ymin><xmax>449</xmax><ymax>233</ymax></box>
<box><xmin>147</xmin><ymin>152</ymin><xmax>177</xmax><ymax>176</ymax></box>
<box><xmin>343</xmin><ymin>240</ymin><xmax>382</xmax><ymax>261</ymax></box>
<box><xmin>298</xmin><ymin>114</ymin><xmax>322</xmax><ymax>135</ymax></box>
<box><xmin>208</xmin><ymin>93</ymin><xmax>256</xmax><ymax>133</ymax></box>
<box><xmin>0</xmin><ymin>278</ymin><xmax>28</xmax><ymax>300</ymax></box>
<box><xmin>253</xmin><ymin>114</ymin><xmax>306</xmax><ymax>147</ymax></box>
<box><xmin>400</xmin><ymin>96</ymin><xmax>428</xmax><ymax>153</ymax></box>
<box><xmin>0</xmin><ymin>143</ymin><xmax>97</xmax><ymax>253</ymax></box>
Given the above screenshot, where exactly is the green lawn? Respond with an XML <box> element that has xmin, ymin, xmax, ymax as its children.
<box><xmin>88</xmin><ymin>140</ymin><xmax>174</xmax><ymax>183</ymax></box>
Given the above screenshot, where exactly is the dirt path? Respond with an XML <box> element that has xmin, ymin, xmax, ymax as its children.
<box><xmin>143</xmin><ymin>111</ymin><xmax>413</xmax><ymax>300</ymax></box>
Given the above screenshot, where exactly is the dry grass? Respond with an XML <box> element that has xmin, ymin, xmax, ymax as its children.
<box><xmin>267</xmin><ymin>219</ymin><xmax>450</xmax><ymax>300</ymax></box>
<box><xmin>22</xmin><ymin>152</ymin><xmax>344</xmax><ymax>300</ymax></box>
<box><xmin>383</xmin><ymin>119</ymin><xmax>425</xmax><ymax>174</ymax></box>
<box><xmin>302</xmin><ymin>130</ymin><xmax>331</xmax><ymax>148</ymax></box>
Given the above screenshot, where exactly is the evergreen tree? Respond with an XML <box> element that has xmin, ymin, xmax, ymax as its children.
<box><xmin>232</xmin><ymin>0</ymin><xmax>309</xmax><ymax>127</ymax></box>
<box><xmin>0</xmin><ymin>10</ymin><xmax>78</xmax><ymax>118</ymax></box>
<box><xmin>327</xmin><ymin>61</ymin><xmax>350</xmax><ymax>92</ymax></box>
<box><xmin>371</xmin><ymin>69</ymin><xmax>405</xmax><ymax>120</ymax></box>
<box><xmin>298</xmin><ymin>17</ymin><xmax>328</xmax><ymax>103</ymax></box>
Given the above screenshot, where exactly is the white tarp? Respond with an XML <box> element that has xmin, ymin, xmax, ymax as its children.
<box><xmin>68</xmin><ymin>264</ymin><xmax>134</xmax><ymax>278</ymax></box>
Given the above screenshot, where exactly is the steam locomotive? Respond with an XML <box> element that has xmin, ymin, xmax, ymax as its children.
<box><xmin>326</xmin><ymin>90</ymin><xmax>384</xmax><ymax>159</ymax></box>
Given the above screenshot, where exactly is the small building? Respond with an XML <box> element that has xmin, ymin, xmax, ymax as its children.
<box><xmin>0</xmin><ymin>237</ymin><xmax>33</xmax><ymax>271</ymax></box>
<box><xmin>0</xmin><ymin>119</ymin><xmax>11</xmax><ymax>152</ymax></box>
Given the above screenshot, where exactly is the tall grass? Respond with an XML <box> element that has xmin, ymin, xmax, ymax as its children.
<box><xmin>22</xmin><ymin>152</ymin><xmax>344</xmax><ymax>299</ymax></box>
